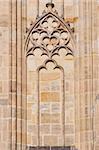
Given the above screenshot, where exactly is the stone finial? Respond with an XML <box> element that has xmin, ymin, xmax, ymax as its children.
<box><xmin>46</xmin><ymin>3</ymin><xmax>54</xmax><ymax>11</ymax></box>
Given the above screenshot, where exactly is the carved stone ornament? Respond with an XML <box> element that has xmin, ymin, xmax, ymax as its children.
<box><xmin>25</xmin><ymin>3</ymin><xmax>75</xmax><ymax>62</ymax></box>
<box><xmin>25</xmin><ymin>3</ymin><xmax>75</xmax><ymax>148</ymax></box>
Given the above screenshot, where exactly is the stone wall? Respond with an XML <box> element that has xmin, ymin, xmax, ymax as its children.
<box><xmin>0</xmin><ymin>0</ymin><xmax>99</xmax><ymax>150</ymax></box>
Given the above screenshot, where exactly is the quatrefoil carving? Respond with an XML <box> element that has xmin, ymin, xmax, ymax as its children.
<box><xmin>25</xmin><ymin>3</ymin><xmax>75</xmax><ymax>59</ymax></box>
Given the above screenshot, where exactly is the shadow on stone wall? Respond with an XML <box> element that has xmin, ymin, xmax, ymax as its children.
<box><xmin>27</xmin><ymin>146</ymin><xmax>78</xmax><ymax>150</ymax></box>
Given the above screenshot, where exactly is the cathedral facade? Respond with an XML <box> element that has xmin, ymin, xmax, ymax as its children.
<box><xmin>0</xmin><ymin>0</ymin><xmax>99</xmax><ymax>150</ymax></box>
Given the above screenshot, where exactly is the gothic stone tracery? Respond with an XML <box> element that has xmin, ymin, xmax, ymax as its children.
<box><xmin>25</xmin><ymin>2</ymin><xmax>75</xmax><ymax>149</ymax></box>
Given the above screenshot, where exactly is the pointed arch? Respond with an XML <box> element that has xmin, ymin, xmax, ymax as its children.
<box><xmin>37</xmin><ymin>59</ymin><xmax>65</xmax><ymax>146</ymax></box>
<box><xmin>25</xmin><ymin>4</ymin><xmax>75</xmax><ymax>58</ymax></box>
<box><xmin>26</xmin><ymin>3</ymin><xmax>76</xmax><ymax>148</ymax></box>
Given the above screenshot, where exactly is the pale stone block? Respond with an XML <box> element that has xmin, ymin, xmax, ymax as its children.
<box><xmin>17</xmin><ymin>132</ymin><xmax>22</xmax><ymax>143</ymax></box>
<box><xmin>0</xmin><ymin>56</ymin><xmax>2</xmax><ymax>66</ymax></box>
<box><xmin>65</xmin><ymin>135</ymin><xmax>75</xmax><ymax>145</ymax></box>
<box><xmin>31</xmin><ymin>114</ymin><xmax>37</xmax><ymax>123</ymax></box>
<box><xmin>51</xmin><ymin>125</ymin><xmax>61</xmax><ymax>135</ymax></box>
<box><xmin>22</xmin><ymin>133</ymin><xmax>27</xmax><ymax>145</ymax></box>
<box><xmin>41</xmin><ymin>114</ymin><xmax>50</xmax><ymax>124</ymax></box>
<box><xmin>40</xmin><ymin>125</ymin><xmax>50</xmax><ymax>134</ymax></box>
<box><xmin>32</xmin><ymin>136</ymin><xmax>38</xmax><ymax>146</ymax></box>
<box><xmin>51</xmin><ymin>114</ymin><xmax>61</xmax><ymax>124</ymax></box>
<box><xmin>51</xmin><ymin>103</ymin><xmax>61</xmax><ymax>113</ymax></box>
<box><xmin>27</xmin><ymin>125</ymin><xmax>37</xmax><ymax>135</ymax></box>
<box><xmin>40</xmin><ymin>103</ymin><xmax>50</xmax><ymax>113</ymax></box>
<box><xmin>44</xmin><ymin>136</ymin><xmax>58</xmax><ymax>146</ymax></box>
<box><xmin>65</xmin><ymin>124</ymin><xmax>74</xmax><ymax>134</ymax></box>
<box><xmin>27</xmin><ymin>134</ymin><xmax>32</xmax><ymax>145</ymax></box>
<box><xmin>0</xmin><ymin>81</ymin><xmax>2</xmax><ymax>93</ymax></box>
<box><xmin>27</xmin><ymin>109</ymin><xmax>32</xmax><ymax>120</ymax></box>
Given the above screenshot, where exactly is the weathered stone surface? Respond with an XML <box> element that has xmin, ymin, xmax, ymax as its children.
<box><xmin>0</xmin><ymin>0</ymin><xmax>99</xmax><ymax>150</ymax></box>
